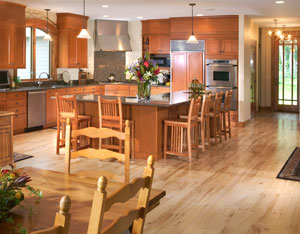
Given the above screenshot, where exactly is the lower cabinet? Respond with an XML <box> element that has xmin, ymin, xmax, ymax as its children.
<box><xmin>0</xmin><ymin>112</ymin><xmax>13</xmax><ymax>167</ymax></box>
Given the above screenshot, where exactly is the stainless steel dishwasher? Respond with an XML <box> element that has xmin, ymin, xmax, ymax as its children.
<box><xmin>27</xmin><ymin>90</ymin><xmax>46</xmax><ymax>128</ymax></box>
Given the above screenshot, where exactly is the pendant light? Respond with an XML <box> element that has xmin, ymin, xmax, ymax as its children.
<box><xmin>187</xmin><ymin>3</ymin><xmax>198</xmax><ymax>44</ymax></box>
<box><xmin>43</xmin><ymin>9</ymin><xmax>53</xmax><ymax>41</ymax></box>
<box><xmin>78</xmin><ymin>0</ymin><xmax>91</xmax><ymax>38</ymax></box>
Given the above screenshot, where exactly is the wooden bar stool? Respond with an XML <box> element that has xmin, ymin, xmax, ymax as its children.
<box><xmin>221</xmin><ymin>90</ymin><xmax>233</xmax><ymax>140</ymax></box>
<box><xmin>56</xmin><ymin>94</ymin><xmax>91</xmax><ymax>155</ymax></box>
<box><xmin>198</xmin><ymin>94</ymin><xmax>212</xmax><ymax>152</ymax></box>
<box><xmin>209</xmin><ymin>92</ymin><xmax>223</xmax><ymax>145</ymax></box>
<box><xmin>164</xmin><ymin>97</ymin><xmax>201</xmax><ymax>162</ymax></box>
<box><xmin>98</xmin><ymin>96</ymin><xmax>135</xmax><ymax>159</ymax></box>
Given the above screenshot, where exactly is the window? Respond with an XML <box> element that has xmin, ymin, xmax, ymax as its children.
<box><xmin>17</xmin><ymin>27</ymin><xmax>51</xmax><ymax>79</ymax></box>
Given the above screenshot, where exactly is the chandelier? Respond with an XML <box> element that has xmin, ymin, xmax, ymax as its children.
<box><xmin>268</xmin><ymin>19</ymin><xmax>292</xmax><ymax>41</ymax></box>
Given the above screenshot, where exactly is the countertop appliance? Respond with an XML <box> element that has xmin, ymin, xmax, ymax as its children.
<box><xmin>27</xmin><ymin>90</ymin><xmax>46</xmax><ymax>129</ymax></box>
<box><xmin>206</xmin><ymin>59</ymin><xmax>238</xmax><ymax>110</ymax></box>
<box><xmin>0</xmin><ymin>70</ymin><xmax>10</xmax><ymax>87</ymax></box>
<box><xmin>150</xmin><ymin>54</ymin><xmax>170</xmax><ymax>67</ymax></box>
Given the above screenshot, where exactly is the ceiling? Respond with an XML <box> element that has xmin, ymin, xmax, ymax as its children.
<box><xmin>9</xmin><ymin>0</ymin><xmax>300</xmax><ymax>27</ymax></box>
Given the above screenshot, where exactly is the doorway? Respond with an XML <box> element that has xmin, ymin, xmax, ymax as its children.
<box><xmin>274</xmin><ymin>38</ymin><xmax>299</xmax><ymax>112</ymax></box>
<box><xmin>250</xmin><ymin>41</ymin><xmax>257</xmax><ymax>118</ymax></box>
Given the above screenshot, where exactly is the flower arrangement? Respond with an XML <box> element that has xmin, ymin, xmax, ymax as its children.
<box><xmin>125</xmin><ymin>52</ymin><xmax>161</xmax><ymax>99</ymax></box>
<box><xmin>0</xmin><ymin>166</ymin><xmax>43</xmax><ymax>232</ymax></box>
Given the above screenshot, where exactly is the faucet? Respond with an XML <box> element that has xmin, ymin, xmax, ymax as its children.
<box><xmin>37</xmin><ymin>72</ymin><xmax>50</xmax><ymax>87</ymax></box>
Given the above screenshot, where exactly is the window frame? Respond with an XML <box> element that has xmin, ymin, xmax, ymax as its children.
<box><xmin>17</xmin><ymin>18</ymin><xmax>57</xmax><ymax>81</ymax></box>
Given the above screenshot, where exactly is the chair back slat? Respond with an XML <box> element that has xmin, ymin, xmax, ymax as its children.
<box><xmin>56</xmin><ymin>94</ymin><xmax>78</xmax><ymax>119</ymax></box>
<box><xmin>31</xmin><ymin>196</ymin><xmax>71</xmax><ymax>234</ymax></box>
<box><xmin>98</xmin><ymin>96</ymin><xmax>123</xmax><ymax>130</ymax></box>
<box><xmin>87</xmin><ymin>156</ymin><xmax>155</xmax><ymax>234</ymax></box>
<box><xmin>224</xmin><ymin>90</ymin><xmax>233</xmax><ymax>111</ymax></box>
<box><xmin>188</xmin><ymin>96</ymin><xmax>202</xmax><ymax>124</ymax></box>
<box><xmin>200</xmin><ymin>94</ymin><xmax>211</xmax><ymax>121</ymax></box>
<box><xmin>72</xmin><ymin>127</ymin><xmax>125</xmax><ymax>140</ymax></box>
<box><xmin>65</xmin><ymin>119</ymin><xmax>130</xmax><ymax>183</ymax></box>
<box><xmin>104</xmin><ymin>177</ymin><xmax>150</xmax><ymax>212</ymax></box>
<box><xmin>71</xmin><ymin>148</ymin><xmax>125</xmax><ymax>162</ymax></box>
<box><xmin>214</xmin><ymin>92</ymin><xmax>223</xmax><ymax>114</ymax></box>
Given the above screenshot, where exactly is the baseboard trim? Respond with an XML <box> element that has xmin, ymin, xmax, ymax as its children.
<box><xmin>238</xmin><ymin>119</ymin><xmax>251</xmax><ymax>128</ymax></box>
<box><xmin>259</xmin><ymin>106</ymin><xmax>272</xmax><ymax>111</ymax></box>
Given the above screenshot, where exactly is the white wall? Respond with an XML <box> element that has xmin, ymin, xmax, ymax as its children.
<box><xmin>126</xmin><ymin>21</ymin><xmax>142</xmax><ymax>67</ymax></box>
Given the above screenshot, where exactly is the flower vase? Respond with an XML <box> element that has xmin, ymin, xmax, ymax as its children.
<box><xmin>137</xmin><ymin>82</ymin><xmax>151</xmax><ymax>101</ymax></box>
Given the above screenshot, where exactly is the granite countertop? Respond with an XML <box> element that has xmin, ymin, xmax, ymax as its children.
<box><xmin>0</xmin><ymin>82</ymin><xmax>168</xmax><ymax>93</ymax></box>
<box><xmin>76</xmin><ymin>91</ymin><xmax>195</xmax><ymax>107</ymax></box>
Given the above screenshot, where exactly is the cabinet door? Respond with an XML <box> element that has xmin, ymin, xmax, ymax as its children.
<box><xmin>171</xmin><ymin>52</ymin><xmax>187</xmax><ymax>92</ymax></box>
<box><xmin>0</xmin><ymin>26</ymin><xmax>11</xmax><ymax>68</ymax></box>
<box><xmin>187</xmin><ymin>52</ymin><xmax>204</xmax><ymax>85</ymax></box>
<box><xmin>68</xmin><ymin>30</ymin><xmax>80</xmax><ymax>68</ymax></box>
<box><xmin>221</xmin><ymin>39</ymin><xmax>238</xmax><ymax>56</ymax></box>
<box><xmin>77</xmin><ymin>37</ymin><xmax>88</xmax><ymax>68</ymax></box>
<box><xmin>149</xmin><ymin>36</ymin><xmax>161</xmax><ymax>54</ymax></box>
<box><xmin>206</xmin><ymin>39</ymin><xmax>221</xmax><ymax>56</ymax></box>
<box><xmin>160</xmin><ymin>36</ymin><xmax>170</xmax><ymax>53</ymax></box>
<box><xmin>11</xmin><ymin>25</ymin><xmax>26</xmax><ymax>68</ymax></box>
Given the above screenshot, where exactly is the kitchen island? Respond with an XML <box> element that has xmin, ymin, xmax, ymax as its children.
<box><xmin>77</xmin><ymin>91</ymin><xmax>192</xmax><ymax>160</ymax></box>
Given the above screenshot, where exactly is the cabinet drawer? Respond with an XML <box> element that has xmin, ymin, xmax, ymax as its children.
<box><xmin>6</xmin><ymin>99</ymin><xmax>27</xmax><ymax>108</ymax></box>
<box><xmin>0</xmin><ymin>116</ymin><xmax>11</xmax><ymax>127</ymax></box>
<box><xmin>69</xmin><ymin>87</ymin><xmax>81</xmax><ymax>94</ymax></box>
<box><xmin>105</xmin><ymin>85</ymin><xmax>129</xmax><ymax>91</ymax></box>
<box><xmin>80</xmin><ymin>86</ymin><xmax>98</xmax><ymax>93</ymax></box>
<box><xmin>6</xmin><ymin>106</ymin><xmax>26</xmax><ymax>115</ymax></box>
<box><xmin>13</xmin><ymin>113</ymin><xmax>27</xmax><ymax>130</ymax></box>
<box><xmin>7</xmin><ymin>92</ymin><xmax>26</xmax><ymax>100</ymax></box>
<box><xmin>47</xmin><ymin>88</ymin><xmax>70</xmax><ymax>97</ymax></box>
<box><xmin>0</xmin><ymin>93</ymin><xmax>6</xmax><ymax>101</ymax></box>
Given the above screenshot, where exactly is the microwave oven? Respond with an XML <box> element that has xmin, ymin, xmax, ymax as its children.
<box><xmin>150</xmin><ymin>54</ymin><xmax>170</xmax><ymax>67</ymax></box>
<box><xmin>0</xmin><ymin>70</ymin><xmax>10</xmax><ymax>86</ymax></box>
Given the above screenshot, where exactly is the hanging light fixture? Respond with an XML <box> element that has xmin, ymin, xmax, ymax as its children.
<box><xmin>268</xmin><ymin>19</ymin><xmax>292</xmax><ymax>41</ymax></box>
<box><xmin>78</xmin><ymin>0</ymin><xmax>91</xmax><ymax>39</ymax></box>
<box><xmin>187</xmin><ymin>3</ymin><xmax>198</xmax><ymax>44</ymax></box>
<box><xmin>43</xmin><ymin>9</ymin><xmax>53</xmax><ymax>41</ymax></box>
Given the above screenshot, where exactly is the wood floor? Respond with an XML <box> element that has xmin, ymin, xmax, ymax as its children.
<box><xmin>13</xmin><ymin>111</ymin><xmax>300</xmax><ymax>234</ymax></box>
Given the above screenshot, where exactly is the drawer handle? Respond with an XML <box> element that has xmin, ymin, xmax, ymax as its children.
<box><xmin>16</xmin><ymin>102</ymin><xmax>18</xmax><ymax>105</ymax></box>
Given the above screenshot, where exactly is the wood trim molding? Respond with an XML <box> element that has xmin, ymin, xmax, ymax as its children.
<box><xmin>26</xmin><ymin>18</ymin><xmax>57</xmax><ymax>34</ymax></box>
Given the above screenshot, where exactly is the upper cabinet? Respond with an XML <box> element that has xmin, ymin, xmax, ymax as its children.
<box><xmin>57</xmin><ymin>13</ymin><xmax>88</xmax><ymax>68</ymax></box>
<box><xmin>149</xmin><ymin>35</ymin><xmax>170</xmax><ymax>54</ymax></box>
<box><xmin>206</xmin><ymin>39</ymin><xmax>238</xmax><ymax>58</ymax></box>
<box><xmin>0</xmin><ymin>2</ymin><xmax>26</xmax><ymax>69</ymax></box>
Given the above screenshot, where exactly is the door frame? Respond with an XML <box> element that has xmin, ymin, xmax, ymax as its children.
<box><xmin>271</xmin><ymin>32</ymin><xmax>300</xmax><ymax>112</ymax></box>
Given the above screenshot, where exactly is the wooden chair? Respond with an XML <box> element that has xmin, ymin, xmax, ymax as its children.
<box><xmin>65</xmin><ymin>118</ymin><xmax>130</xmax><ymax>183</ymax></box>
<box><xmin>98</xmin><ymin>96</ymin><xmax>135</xmax><ymax>159</ymax></box>
<box><xmin>164</xmin><ymin>97</ymin><xmax>201</xmax><ymax>162</ymax></box>
<box><xmin>221</xmin><ymin>90</ymin><xmax>233</xmax><ymax>140</ymax></box>
<box><xmin>31</xmin><ymin>195</ymin><xmax>71</xmax><ymax>234</ymax></box>
<box><xmin>87</xmin><ymin>155</ymin><xmax>155</xmax><ymax>234</ymax></box>
<box><xmin>209</xmin><ymin>92</ymin><xmax>223</xmax><ymax>145</ymax></box>
<box><xmin>198</xmin><ymin>94</ymin><xmax>212</xmax><ymax>152</ymax></box>
<box><xmin>56</xmin><ymin>94</ymin><xmax>91</xmax><ymax>154</ymax></box>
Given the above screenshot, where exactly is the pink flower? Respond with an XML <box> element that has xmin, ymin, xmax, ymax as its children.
<box><xmin>2</xmin><ymin>169</ymin><xmax>10</xmax><ymax>174</ymax></box>
<box><xmin>154</xmin><ymin>68</ymin><xmax>160</xmax><ymax>75</ymax></box>
<box><xmin>144</xmin><ymin>61</ymin><xmax>149</xmax><ymax>68</ymax></box>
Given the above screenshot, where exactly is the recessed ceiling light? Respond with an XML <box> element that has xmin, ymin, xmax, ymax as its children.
<box><xmin>197</xmin><ymin>14</ymin><xmax>204</xmax><ymax>16</ymax></box>
<box><xmin>101</xmin><ymin>5</ymin><xmax>109</xmax><ymax>8</ymax></box>
<box><xmin>275</xmin><ymin>0</ymin><xmax>285</xmax><ymax>3</ymax></box>
<box><xmin>103</xmin><ymin>15</ymin><xmax>109</xmax><ymax>18</ymax></box>
<box><xmin>137</xmin><ymin>16</ymin><xmax>143</xmax><ymax>19</ymax></box>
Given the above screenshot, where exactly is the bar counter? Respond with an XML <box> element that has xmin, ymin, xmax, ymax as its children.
<box><xmin>77</xmin><ymin>91</ymin><xmax>194</xmax><ymax>160</ymax></box>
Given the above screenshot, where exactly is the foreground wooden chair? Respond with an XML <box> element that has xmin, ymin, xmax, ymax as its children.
<box><xmin>56</xmin><ymin>94</ymin><xmax>91</xmax><ymax>154</ymax></box>
<box><xmin>31</xmin><ymin>195</ymin><xmax>71</xmax><ymax>234</ymax></box>
<box><xmin>87</xmin><ymin>155</ymin><xmax>155</xmax><ymax>234</ymax></box>
<box><xmin>98</xmin><ymin>96</ymin><xmax>135</xmax><ymax>159</ymax></box>
<box><xmin>221</xmin><ymin>90</ymin><xmax>233</xmax><ymax>140</ymax></box>
<box><xmin>65</xmin><ymin>118</ymin><xmax>130</xmax><ymax>183</ymax></box>
<box><xmin>164</xmin><ymin>97</ymin><xmax>201</xmax><ymax>162</ymax></box>
<box><xmin>209</xmin><ymin>92</ymin><xmax>223</xmax><ymax>145</ymax></box>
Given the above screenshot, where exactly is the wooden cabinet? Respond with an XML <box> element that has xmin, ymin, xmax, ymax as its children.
<box><xmin>206</xmin><ymin>39</ymin><xmax>238</xmax><ymax>58</ymax></box>
<box><xmin>57</xmin><ymin>13</ymin><xmax>88</xmax><ymax>68</ymax></box>
<box><xmin>0</xmin><ymin>2</ymin><xmax>26</xmax><ymax>69</ymax></box>
<box><xmin>151</xmin><ymin>86</ymin><xmax>170</xmax><ymax>95</ymax></box>
<box><xmin>0</xmin><ymin>112</ymin><xmax>13</xmax><ymax>167</ymax></box>
<box><xmin>171</xmin><ymin>52</ymin><xmax>204</xmax><ymax>92</ymax></box>
<box><xmin>104</xmin><ymin>85</ymin><xmax>129</xmax><ymax>96</ymax></box>
<box><xmin>149</xmin><ymin>35</ymin><xmax>170</xmax><ymax>54</ymax></box>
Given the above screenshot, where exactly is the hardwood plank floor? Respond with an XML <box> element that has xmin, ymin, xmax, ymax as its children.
<box><xmin>13</xmin><ymin>111</ymin><xmax>300</xmax><ymax>234</ymax></box>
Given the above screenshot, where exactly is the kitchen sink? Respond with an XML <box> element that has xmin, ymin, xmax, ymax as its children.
<box><xmin>45</xmin><ymin>85</ymin><xmax>67</xmax><ymax>89</ymax></box>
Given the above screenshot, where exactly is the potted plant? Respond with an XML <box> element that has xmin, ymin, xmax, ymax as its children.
<box><xmin>125</xmin><ymin>52</ymin><xmax>161</xmax><ymax>101</ymax></box>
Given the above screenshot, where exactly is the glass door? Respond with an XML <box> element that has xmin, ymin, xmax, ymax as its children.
<box><xmin>276</xmin><ymin>39</ymin><xmax>298</xmax><ymax>112</ymax></box>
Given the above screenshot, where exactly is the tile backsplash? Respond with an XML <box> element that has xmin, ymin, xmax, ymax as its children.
<box><xmin>94</xmin><ymin>51</ymin><xmax>126</xmax><ymax>82</ymax></box>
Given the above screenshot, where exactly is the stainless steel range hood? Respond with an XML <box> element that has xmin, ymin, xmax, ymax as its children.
<box><xmin>95</xmin><ymin>20</ymin><xmax>132</xmax><ymax>51</ymax></box>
